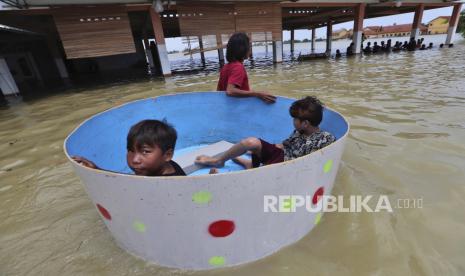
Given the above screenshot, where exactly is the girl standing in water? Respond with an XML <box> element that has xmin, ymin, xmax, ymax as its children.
<box><xmin>217</xmin><ymin>32</ymin><xmax>276</xmax><ymax>104</ymax></box>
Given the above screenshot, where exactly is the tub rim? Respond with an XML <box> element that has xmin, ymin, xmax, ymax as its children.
<box><xmin>63</xmin><ymin>91</ymin><xmax>350</xmax><ymax>180</ymax></box>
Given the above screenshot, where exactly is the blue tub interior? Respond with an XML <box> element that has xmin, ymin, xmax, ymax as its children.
<box><xmin>65</xmin><ymin>92</ymin><xmax>348</xmax><ymax>175</ymax></box>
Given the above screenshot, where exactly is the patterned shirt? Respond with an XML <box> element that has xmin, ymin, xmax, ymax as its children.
<box><xmin>282</xmin><ymin>130</ymin><xmax>336</xmax><ymax>161</ymax></box>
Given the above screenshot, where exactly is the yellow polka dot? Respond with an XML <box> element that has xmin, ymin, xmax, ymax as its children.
<box><xmin>209</xmin><ymin>256</ymin><xmax>226</xmax><ymax>266</ymax></box>
<box><xmin>281</xmin><ymin>197</ymin><xmax>295</xmax><ymax>212</ymax></box>
<box><xmin>323</xmin><ymin>159</ymin><xmax>333</xmax><ymax>173</ymax></box>
<box><xmin>192</xmin><ymin>191</ymin><xmax>212</xmax><ymax>204</ymax></box>
<box><xmin>314</xmin><ymin>213</ymin><xmax>322</xmax><ymax>225</ymax></box>
<box><xmin>133</xmin><ymin>220</ymin><xmax>146</xmax><ymax>233</ymax></box>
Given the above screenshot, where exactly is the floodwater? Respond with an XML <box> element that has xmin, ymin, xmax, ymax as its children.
<box><xmin>1</xmin><ymin>34</ymin><xmax>465</xmax><ymax>275</ymax></box>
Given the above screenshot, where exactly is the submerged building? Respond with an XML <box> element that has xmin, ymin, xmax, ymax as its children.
<box><xmin>363</xmin><ymin>23</ymin><xmax>428</xmax><ymax>38</ymax></box>
<box><xmin>0</xmin><ymin>0</ymin><xmax>463</xmax><ymax>96</ymax></box>
<box><xmin>427</xmin><ymin>16</ymin><xmax>452</xmax><ymax>34</ymax></box>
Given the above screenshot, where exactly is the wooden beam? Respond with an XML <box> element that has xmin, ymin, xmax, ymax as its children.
<box><xmin>125</xmin><ymin>4</ymin><xmax>151</xmax><ymax>12</ymax></box>
<box><xmin>284</xmin><ymin>8</ymin><xmax>350</xmax><ymax>25</ymax></box>
<box><xmin>282</xmin><ymin>3</ymin><xmax>358</xmax><ymax>8</ymax></box>
<box><xmin>368</xmin><ymin>2</ymin><xmax>454</xmax><ymax>7</ymax></box>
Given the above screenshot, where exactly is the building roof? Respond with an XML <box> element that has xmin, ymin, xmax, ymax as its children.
<box><xmin>363</xmin><ymin>23</ymin><xmax>427</xmax><ymax>35</ymax></box>
<box><xmin>428</xmin><ymin>16</ymin><xmax>451</xmax><ymax>24</ymax></box>
<box><xmin>333</xmin><ymin>28</ymin><xmax>348</xmax><ymax>33</ymax></box>
<box><xmin>381</xmin><ymin>23</ymin><xmax>415</xmax><ymax>33</ymax></box>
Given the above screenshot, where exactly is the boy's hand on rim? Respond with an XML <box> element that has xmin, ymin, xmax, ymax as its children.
<box><xmin>258</xmin><ymin>92</ymin><xmax>277</xmax><ymax>104</ymax></box>
<box><xmin>72</xmin><ymin>156</ymin><xmax>98</xmax><ymax>169</ymax></box>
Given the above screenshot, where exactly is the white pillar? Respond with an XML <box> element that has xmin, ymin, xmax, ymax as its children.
<box><xmin>273</xmin><ymin>40</ymin><xmax>283</xmax><ymax>63</ymax></box>
<box><xmin>445</xmin><ymin>4</ymin><xmax>463</xmax><ymax>45</ymax></box>
<box><xmin>54</xmin><ymin>58</ymin><xmax>69</xmax><ymax>79</ymax></box>
<box><xmin>290</xmin><ymin>29</ymin><xmax>295</xmax><ymax>53</ymax></box>
<box><xmin>265</xmin><ymin>32</ymin><xmax>269</xmax><ymax>54</ymax></box>
<box><xmin>26</xmin><ymin>52</ymin><xmax>42</xmax><ymax>83</ymax></box>
<box><xmin>0</xmin><ymin>58</ymin><xmax>19</xmax><ymax>95</ymax></box>
<box><xmin>216</xmin><ymin>34</ymin><xmax>225</xmax><ymax>63</ymax></box>
<box><xmin>47</xmin><ymin>37</ymin><xmax>69</xmax><ymax>80</ymax></box>
<box><xmin>157</xmin><ymin>44</ymin><xmax>171</xmax><ymax>76</ymax></box>
<box><xmin>353</xmin><ymin>4</ymin><xmax>366</xmax><ymax>54</ymax></box>
<box><xmin>410</xmin><ymin>4</ymin><xmax>424</xmax><ymax>40</ymax></box>
<box><xmin>311</xmin><ymin>28</ymin><xmax>316</xmax><ymax>52</ymax></box>
<box><xmin>150</xmin><ymin>8</ymin><xmax>171</xmax><ymax>76</ymax></box>
<box><xmin>326</xmin><ymin>22</ymin><xmax>332</xmax><ymax>55</ymax></box>
<box><xmin>143</xmin><ymin>38</ymin><xmax>155</xmax><ymax>69</ymax></box>
<box><xmin>198</xmin><ymin>36</ymin><xmax>206</xmax><ymax>64</ymax></box>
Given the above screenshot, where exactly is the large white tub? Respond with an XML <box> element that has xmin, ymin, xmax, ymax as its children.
<box><xmin>64</xmin><ymin>92</ymin><xmax>349</xmax><ymax>270</ymax></box>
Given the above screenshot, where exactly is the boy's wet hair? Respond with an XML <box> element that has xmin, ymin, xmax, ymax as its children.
<box><xmin>127</xmin><ymin>120</ymin><xmax>177</xmax><ymax>153</ymax></box>
<box><xmin>226</xmin><ymin>32</ymin><xmax>250</xmax><ymax>62</ymax></box>
<box><xmin>289</xmin><ymin>96</ymin><xmax>324</xmax><ymax>127</ymax></box>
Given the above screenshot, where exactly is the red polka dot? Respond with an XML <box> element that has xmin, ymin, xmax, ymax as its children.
<box><xmin>208</xmin><ymin>220</ymin><xmax>235</xmax><ymax>237</ymax></box>
<box><xmin>96</xmin><ymin>204</ymin><xmax>111</xmax><ymax>220</ymax></box>
<box><xmin>312</xmin><ymin>187</ymin><xmax>324</xmax><ymax>205</ymax></box>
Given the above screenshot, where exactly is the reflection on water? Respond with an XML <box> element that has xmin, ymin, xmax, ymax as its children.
<box><xmin>1</xmin><ymin>36</ymin><xmax>465</xmax><ymax>275</ymax></box>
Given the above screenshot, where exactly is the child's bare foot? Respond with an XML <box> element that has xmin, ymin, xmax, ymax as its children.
<box><xmin>209</xmin><ymin>168</ymin><xmax>219</xmax><ymax>174</ymax></box>
<box><xmin>232</xmin><ymin>157</ymin><xmax>253</xmax><ymax>169</ymax></box>
<box><xmin>195</xmin><ymin>155</ymin><xmax>224</xmax><ymax>167</ymax></box>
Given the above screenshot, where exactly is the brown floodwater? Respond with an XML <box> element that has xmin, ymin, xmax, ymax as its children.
<box><xmin>1</xmin><ymin>37</ymin><xmax>465</xmax><ymax>276</ymax></box>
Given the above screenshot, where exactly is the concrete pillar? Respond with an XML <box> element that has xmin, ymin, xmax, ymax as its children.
<box><xmin>410</xmin><ymin>4</ymin><xmax>424</xmax><ymax>40</ymax></box>
<box><xmin>26</xmin><ymin>52</ymin><xmax>43</xmax><ymax>83</ymax></box>
<box><xmin>326</xmin><ymin>22</ymin><xmax>332</xmax><ymax>55</ymax></box>
<box><xmin>272</xmin><ymin>40</ymin><xmax>283</xmax><ymax>63</ymax></box>
<box><xmin>150</xmin><ymin>8</ymin><xmax>171</xmax><ymax>76</ymax></box>
<box><xmin>445</xmin><ymin>4</ymin><xmax>463</xmax><ymax>45</ymax></box>
<box><xmin>353</xmin><ymin>3</ymin><xmax>366</xmax><ymax>54</ymax></box>
<box><xmin>143</xmin><ymin>38</ymin><xmax>155</xmax><ymax>69</ymax></box>
<box><xmin>216</xmin><ymin>33</ymin><xmax>225</xmax><ymax>64</ymax></box>
<box><xmin>198</xmin><ymin>35</ymin><xmax>206</xmax><ymax>65</ymax></box>
<box><xmin>47</xmin><ymin>37</ymin><xmax>69</xmax><ymax>80</ymax></box>
<box><xmin>265</xmin><ymin>32</ymin><xmax>269</xmax><ymax>55</ymax></box>
<box><xmin>290</xmin><ymin>29</ymin><xmax>295</xmax><ymax>54</ymax></box>
<box><xmin>54</xmin><ymin>58</ymin><xmax>69</xmax><ymax>79</ymax></box>
<box><xmin>0</xmin><ymin>58</ymin><xmax>19</xmax><ymax>95</ymax></box>
<box><xmin>248</xmin><ymin>33</ymin><xmax>254</xmax><ymax>60</ymax></box>
<box><xmin>311</xmin><ymin>28</ymin><xmax>316</xmax><ymax>52</ymax></box>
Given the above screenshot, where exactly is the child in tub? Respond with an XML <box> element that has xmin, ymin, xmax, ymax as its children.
<box><xmin>217</xmin><ymin>32</ymin><xmax>277</xmax><ymax>104</ymax></box>
<box><xmin>195</xmin><ymin>96</ymin><xmax>336</xmax><ymax>169</ymax></box>
<box><xmin>72</xmin><ymin>120</ymin><xmax>186</xmax><ymax>176</ymax></box>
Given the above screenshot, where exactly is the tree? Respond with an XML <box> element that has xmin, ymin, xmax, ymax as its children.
<box><xmin>459</xmin><ymin>10</ymin><xmax>465</xmax><ymax>38</ymax></box>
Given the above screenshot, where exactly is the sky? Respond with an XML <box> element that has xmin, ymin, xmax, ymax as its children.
<box><xmin>165</xmin><ymin>6</ymin><xmax>460</xmax><ymax>51</ymax></box>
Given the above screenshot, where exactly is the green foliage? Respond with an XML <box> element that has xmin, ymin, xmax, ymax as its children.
<box><xmin>459</xmin><ymin>11</ymin><xmax>465</xmax><ymax>38</ymax></box>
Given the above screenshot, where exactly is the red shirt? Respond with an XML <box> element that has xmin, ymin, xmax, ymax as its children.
<box><xmin>217</xmin><ymin>61</ymin><xmax>250</xmax><ymax>91</ymax></box>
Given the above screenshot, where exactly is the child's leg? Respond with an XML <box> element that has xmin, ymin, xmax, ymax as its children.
<box><xmin>232</xmin><ymin>157</ymin><xmax>253</xmax><ymax>169</ymax></box>
<box><xmin>195</xmin><ymin>137</ymin><xmax>262</xmax><ymax>167</ymax></box>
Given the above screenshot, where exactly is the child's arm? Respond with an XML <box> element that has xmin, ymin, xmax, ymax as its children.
<box><xmin>226</xmin><ymin>84</ymin><xmax>276</xmax><ymax>104</ymax></box>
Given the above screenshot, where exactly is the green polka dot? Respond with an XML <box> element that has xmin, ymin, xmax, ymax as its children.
<box><xmin>209</xmin><ymin>256</ymin><xmax>226</xmax><ymax>266</ymax></box>
<box><xmin>133</xmin><ymin>220</ymin><xmax>146</xmax><ymax>233</ymax></box>
<box><xmin>192</xmin><ymin>191</ymin><xmax>212</xmax><ymax>204</ymax></box>
<box><xmin>314</xmin><ymin>213</ymin><xmax>322</xmax><ymax>225</ymax></box>
<box><xmin>323</xmin><ymin>159</ymin><xmax>333</xmax><ymax>173</ymax></box>
<box><xmin>281</xmin><ymin>197</ymin><xmax>295</xmax><ymax>212</ymax></box>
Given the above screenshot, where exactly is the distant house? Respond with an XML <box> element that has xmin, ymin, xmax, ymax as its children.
<box><xmin>362</xmin><ymin>26</ymin><xmax>382</xmax><ymax>38</ymax></box>
<box><xmin>332</xmin><ymin>28</ymin><xmax>351</xmax><ymax>40</ymax></box>
<box><xmin>427</xmin><ymin>16</ymin><xmax>450</xmax><ymax>34</ymax></box>
<box><xmin>362</xmin><ymin>23</ymin><xmax>427</xmax><ymax>38</ymax></box>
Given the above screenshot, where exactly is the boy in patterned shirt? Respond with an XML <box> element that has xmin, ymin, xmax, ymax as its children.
<box><xmin>195</xmin><ymin>96</ymin><xmax>336</xmax><ymax>169</ymax></box>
